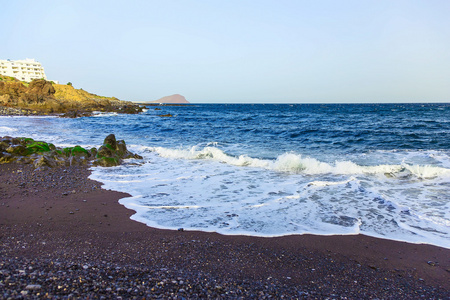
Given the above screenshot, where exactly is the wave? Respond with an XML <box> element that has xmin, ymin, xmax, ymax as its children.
<box><xmin>92</xmin><ymin>111</ymin><xmax>119</xmax><ymax>117</ymax></box>
<box><xmin>144</xmin><ymin>146</ymin><xmax>450</xmax><ymax>179</ymax></box>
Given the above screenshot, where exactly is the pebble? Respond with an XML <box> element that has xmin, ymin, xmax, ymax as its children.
<box><xmin>25</xmin><ymin>284</ymin><xmax>42</xmax><ymax>290</ymax></box>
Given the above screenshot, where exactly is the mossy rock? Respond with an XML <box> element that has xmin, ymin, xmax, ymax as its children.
<box><xmin>0</xmin><ymin>141</ymin><xmax>10</xmax><ymax>151</ymax></box>
<box><xmin>26</xmin><ymin>142</ymin><xmax>52</xmax><ymax>154</ymax></box>
<box><xmin>34</xmin><ymin>155</ymin><xmax>57</xmax><ymax>168</ymax></box>
<box><xmin>103</xmin><ymin>134</ymin><xmax>117</xmax><ymax>149</ymax></box>
<box><xmin>61</xmin><ymin>146</ymin><xmax>89</xmax><ymax>157</ymax></box>
<box><xmin>62</xmin><ymin>147</ymin><xmax>73</xmax><ymax>156</ymax></box>
<box><xmin>18</xmin><ymin>137</ymin><xmax>35</xmax><ymax>145</ymax></box>
<box><xmin>71</xmin><ymin>145</ymin><xmax>89</xmax><ymax>157</ymax></box>
<box><xmin>97</xmin><ymin>145</ymin><xmax>114</xmax><ymax>158</ymax></box>
<box><xmin>116</xmin><ymin>140</ymin><xmax>127</xmax><ymax>155</ymax></box>
<box><xmin>93</xmin><ymin>156</ymin><xmax>120</xmax><ymax>167</ymax></box>
<box><xmin>6</xmin><ymin>145</ymin><xmax>29</xmax><ymax>156</ymax></box>
<box><xmin>104</xmin><ymin>143</ymin><xmax>115</xmax><ymax>151</ymax></box>
<box><xmin>90</xmin><ymin>147</ymin><xmax>98</xmax><ymax>157</ymax></box>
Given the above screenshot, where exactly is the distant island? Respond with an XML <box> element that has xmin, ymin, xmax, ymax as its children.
<box><xmin>149</xmin><ymin>94</ymin><xmax>190</xmax><ymax>104</ymax></box>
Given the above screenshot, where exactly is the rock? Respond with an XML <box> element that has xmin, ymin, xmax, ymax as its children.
<box><xmin>25</xmin><ymin>141</ymin><xmax>54</xmax><ymax>154</ymax></box>
<box><xmin>0</xmin><ymin>152</ymin><xmax>14</xmax><ymax>163</ymax></box>
<box><xmin>70</xmin><ymin>146</ymin><xmax>90</xmax><ymax>157</ymax></box>
<box><xmin>28</xmin><ymin>79</ymin><xmax>55</xmax><ymax>97</ymax></box>
<box><xmin>0</xmin><ymin>134</ymin><xmax>142</xmax><ymax>169</ymax></box>
<box><xmin>0</xmin><ymin>141</ymin><xmax>10</xmax><ymax>151</ymax></box>
<box><xmin>133</xmin><ymin>153</ymin><xmax>143</xmax><ymax>159</ymax></box>
<box><xmin>97</xmin><ymin>145</ymin><xmax>114</xmax><ymax>158</ymax></box>
<box><xmin>93</xmin><ymin>157</ymin><xmax>120</xmax><ymax>167</ymax></box>
<box><xmin>6</xmin><ymin>145</ymin><xmax>28</xmax><ymax>156</ymax></box>
<box><xmin>69</xmin><ymin>155</ymin><xmax>89</xmax><ymax>166</ymax></box>
<box><xmin>90</xmin><ymin>147</ymin><xmax>98</xmax><ymax>157</ymax></box>
<box><xmin>60</xmin><ymin>110</ymin><xmax>93</xmax><ymax>118</ymax></box>
<box><xmin>34</xmin><ymin>155</ymin><xmax>57</xmax><ymax>168</ymax></box>
<box><xmin>104</xmin><ymin>134</ymin><xmax>117</xmax><ymax>150</ymax></box>
<box><xmin>116</xmin><ymin>140</ymin><xmax>127</xmax><ymax>155</ymax></box>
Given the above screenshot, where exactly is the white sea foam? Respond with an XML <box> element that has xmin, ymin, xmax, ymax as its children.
<box><xmin>145</xmin><ymin>146</ymin><xmax>450</xmax><ymax>179</ymax></box>
<box><xmin>403</xmin><ymin>163</ymin><xmax>450</xmax><ymax>179</ymax></box>
<box><xmin>90</xmin><ymin>147</ymin><xmax>450</xmax><ymax>249</ymax></box>
<box><xmin>92</xmin><ymin>111</ymin><xmax>119</xmax><ymax>117</ymax></box>
<box><xmin>0</xmin><ymin>126</ymin><xmax>18</xmax><ymax>135</ymax></box>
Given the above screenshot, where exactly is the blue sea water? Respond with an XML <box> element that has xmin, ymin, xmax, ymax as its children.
<box><xmin>1</xmin><ymin>103</ymin><xmax>449</xmax><ymax>248</ymax></box>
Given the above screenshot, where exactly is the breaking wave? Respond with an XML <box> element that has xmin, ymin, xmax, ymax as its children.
<box><xmin>145</xmin><ymin>146</ymin><xmax>450</xmax><ymax>179</ymax></box>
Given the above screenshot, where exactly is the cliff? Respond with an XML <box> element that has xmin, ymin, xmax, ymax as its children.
<box><xmin>0</xmin><ymin>76</ymin><xmax>142</xmax><ymax>116</ymax></box>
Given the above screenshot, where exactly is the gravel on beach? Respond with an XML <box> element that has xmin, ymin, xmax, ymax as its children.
<box><xmin>0</xmin><ymin>163</ymin><xmax>449</xmax><ymax>299</ymax></box>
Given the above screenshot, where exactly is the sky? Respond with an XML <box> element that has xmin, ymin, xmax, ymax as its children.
<box><xmin>1</xmin><ymin>0</ymin><xmax>450</xmax><ymax>103</ymax></box>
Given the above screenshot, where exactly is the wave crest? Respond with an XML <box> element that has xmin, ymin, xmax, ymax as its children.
<box><xmin>146</xmin><ymin>146</ymin><xmax>450</xmax><ymax>179</ymax></box>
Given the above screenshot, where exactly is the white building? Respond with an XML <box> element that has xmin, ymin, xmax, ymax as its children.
<box><xmin>0</xmin><ymin>58</ymin><xmax>48</xmax><ymax>82</ymax></box>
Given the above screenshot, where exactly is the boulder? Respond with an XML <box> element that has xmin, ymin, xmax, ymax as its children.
<box><xmin>6</xmin><ymin>145</ymin><xmax>28</xmax><ymax>156</ymax></box>
<box><xmin>103</xmin><ymin>134</ymin><xmax>117</xmax><ymax>150</ymax></box>
<box><xmin>70</xmin><ymin>145</ymin><xmax>90</xmax><ymax>157</ymax></box>
<box><xmin>0</xmin><ymin>141</ymin><xmax>9</xmax><ymax>151</ymax></box>
<box><xmin>34</xmin><ymin>155</ymin><xmax>57</xmax><ymax>168</ymax></box>
<box><xmin>28</xmin><ymin>79</ymin><xmax>56</xmax><ymax>96</ymax></box>
<box><xmin>69</xmin><ymin>155</ymin><xmax>89</xmax><ymax>166</ymax></box>
<box><xmin>93</xmin><ymin>157</ymin><xmax>120</xmax><ymax>167</ymax></box>
<box><xmin>97</xmin><ymin>145</ymin><xmax>114</xmax><ymax>158</ymax></box>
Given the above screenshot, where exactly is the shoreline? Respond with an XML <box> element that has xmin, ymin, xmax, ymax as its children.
<box><xmin>1</xmin><ymin>163</ymin><xmax>449</xmax><ymax>298</ymax></box>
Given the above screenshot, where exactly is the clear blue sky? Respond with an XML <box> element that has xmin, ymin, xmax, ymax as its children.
<box><xmin>2</xmin><ymin>0</ymin><xmax>449</xmax><ymax>103</ymax></box>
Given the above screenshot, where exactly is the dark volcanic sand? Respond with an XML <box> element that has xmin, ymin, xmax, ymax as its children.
<box><xmin>0</xmin><ymin>164</ymin><xmax>448</xmax><ymax>299</ymax></box>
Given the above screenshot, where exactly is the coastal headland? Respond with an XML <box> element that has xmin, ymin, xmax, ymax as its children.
<box><xmin>0</xmin><ymin>76</ymin><xmax>143</xmax><ymax>117</ymax></box>
<box><xmin>0</xmin><ymin>137</ymin><xmax>448</xmax><ymax>298</ymax></box>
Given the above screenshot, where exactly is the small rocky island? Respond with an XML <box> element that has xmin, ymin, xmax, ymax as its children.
<box><xmin>0</xmin><ymin>76</ymin><xmax>144</xmax><ymax>117</ymax></box>
<box><xmin>0</xmin><ymin>134</ymin><xmax>142</xmax><ymax>168</ymax></box>
<box><xmin>148</xmin><ymin>94</ymin><xmax>190</xmax><ymax>104</ymax></box>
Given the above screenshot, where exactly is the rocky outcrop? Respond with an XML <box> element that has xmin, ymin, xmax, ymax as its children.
<box><xmin>0</xmin><ymin>79</ymin><xmax>64</xmax><ymax>113</ymax></box>
<box><xmin>0</xmin><ymin>134</ymin><xmax>143</xmax><ymax>169</ymax></box>
<box><xmin>0</xmin><ymin>76</ymin><xmax>144</xmax><ymax>116</ymax></box>
<box><xmin>93</xmin><ymin>134</ymin><xmax>142</xmax><ymax>167</ymax></box>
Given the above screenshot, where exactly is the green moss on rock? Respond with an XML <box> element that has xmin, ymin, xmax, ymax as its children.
<box><xmin>26</xmin><ymin>141</ymin><xmax>52</xmax><ymax>154</ymax></box>
<box><xmin>71</xmin><ymin>145</ymin><xmax>89</xmax><ymax>157</ymax></box>
<box><xmin>93</xmin><ymin>156</ymin><xmax>120</xmax><ymax>167</ymax></box>
<box><xmin>18</xmin><ymin>137</ymin><xmax>35</xmax><ymax>145</ymax></box>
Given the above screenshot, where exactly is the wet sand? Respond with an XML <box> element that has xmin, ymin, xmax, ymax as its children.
<box><xmin>0</xmin><ymin>163</ymin><xmax>448</xmax><ymax>298</ymax></box>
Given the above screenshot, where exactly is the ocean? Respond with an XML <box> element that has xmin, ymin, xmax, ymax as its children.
<box><xmin>1</xmin><ymin>103</ymin><xmax>449</xmax><ymax>248</ymax></box>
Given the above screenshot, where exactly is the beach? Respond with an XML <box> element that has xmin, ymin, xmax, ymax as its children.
<box><xmin>1</xmin><ymin>162</ymin><xmax>448</xmax><ymax>299</ymax></box>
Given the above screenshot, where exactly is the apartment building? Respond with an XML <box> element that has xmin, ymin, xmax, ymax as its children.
<box><xmin>0</xmin><ymin>58</ymin><xmax>47</xmax><ymax>82</ymax></box>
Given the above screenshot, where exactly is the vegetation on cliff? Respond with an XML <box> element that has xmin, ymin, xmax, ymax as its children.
<box><xmin>0</xmin><ymin>76</ymin><xmax>143</xmax><ymax>116</ymax></box>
